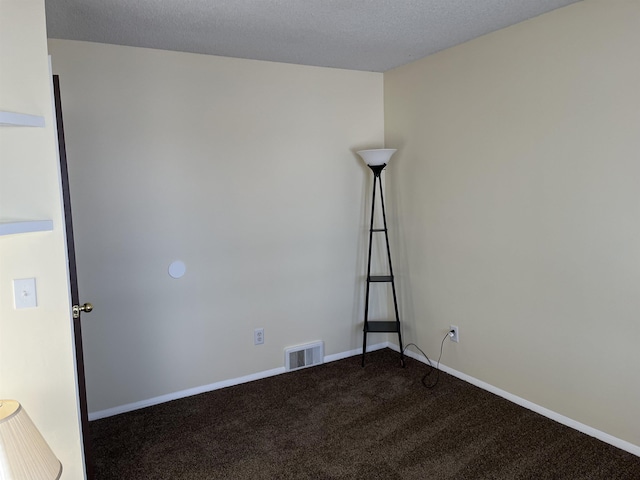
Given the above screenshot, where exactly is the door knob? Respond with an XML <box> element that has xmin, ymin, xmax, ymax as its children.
<box><xmin>72</xmin><ymin>302</ymin><xmax>93</xmax><ymax>319</ymax></box>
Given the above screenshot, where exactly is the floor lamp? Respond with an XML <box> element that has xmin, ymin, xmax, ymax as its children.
<box><xmin>356</xmin><ymin>149</ymin><xmax>404</xmax><ymax>367</ymax></box>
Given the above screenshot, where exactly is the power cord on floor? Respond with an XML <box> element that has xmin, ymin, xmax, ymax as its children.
<box><xmin>403</xmin><ymin>331</ymin><xmax>451</xmax><ymax>389</ymax></box>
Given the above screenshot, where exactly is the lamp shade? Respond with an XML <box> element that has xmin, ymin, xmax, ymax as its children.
<box><xmin>356</xmin><ymin>149</ymin><xmax>397</xmax><ymax>166</ymax></box>
<box><xmin>0</xmin><ymin>400</ymin><xmax>62</xmax><ymax>480</ymax></box>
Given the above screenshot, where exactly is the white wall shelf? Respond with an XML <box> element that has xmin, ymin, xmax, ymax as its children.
<box><xmin>0</xmin><ymin>110</ymin><xmax>45</xmax><ymax>127</ymax></box>
<box><xmin>1</xmin><ymin>108</ymin><xmax>49</xmax><ymax>236</ymax></box>
<box><xmin>0</xmin><ymin>219</ymin><xmax>53</xmax><ymax>236</ymax></box>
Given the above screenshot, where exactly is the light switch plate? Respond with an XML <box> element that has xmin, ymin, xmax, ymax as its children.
<box><xmin>14</xmin><ymin>278</ymin><xmax>37</xmax><ymax>309</ymax></box>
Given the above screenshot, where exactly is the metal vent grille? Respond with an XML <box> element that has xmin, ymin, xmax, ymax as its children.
<box><xmin>285</xmin><ymin>342</ymin><xmax>324</xmax><ymax>371</ymax></box>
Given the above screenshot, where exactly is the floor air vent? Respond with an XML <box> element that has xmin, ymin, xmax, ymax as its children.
<box><xmin>285</xmin><ymin>341</ymin><xmax>324</xmax><ymax>372</ymax></box>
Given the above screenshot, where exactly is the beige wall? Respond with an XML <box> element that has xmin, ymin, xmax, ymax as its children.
<box><xmin>47</xmin><ymin>40</ymin><xmax>385</xmax><ymax>413</ymax></box>
<box><xmin>385</xmin><ymin>0</ymin><xmax>640</xmax><ymax>447</ymax></box>
<box><xmin>0</xmin><ymin>1</ymin><xmax>85</xmax><ymax>478</ymax></box>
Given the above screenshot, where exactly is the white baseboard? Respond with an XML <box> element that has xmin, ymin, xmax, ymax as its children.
<box><xmin>324</xmin><ymin>341</ymin><xmax>389</xmax><ymax>362</ymax></box>
<box><xmin>90</xmin><ymin>340</ymin><xmax>639</xmax><ymax>458</ymax></box>
<box><xmin>396</xmin><ymin>343</ymin><xmax>640</xmax><ymax>458</ymax></box>
<box><xmin>89</xmin><ymin>366</ymin><xmax>285</xmax><ymax>420</ymax></box>
<box><xmin>88</xmin><ymin>342</ymin><xmax>389</xmax><ymax>421</ymax></box>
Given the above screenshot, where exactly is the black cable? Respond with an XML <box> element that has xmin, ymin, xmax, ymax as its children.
<box><xmin>403</xmin><ymin>331</ymin><xmax>451</xmax><ymax>389</ymax></box>
<box><xmin>403</xmin><ymin>343</ymin><xmax>434</xmax><ymax>368</ymax></box>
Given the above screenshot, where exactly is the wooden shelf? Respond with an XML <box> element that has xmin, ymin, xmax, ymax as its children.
<box><xmin>0</xmin><ymin>110</ymin><xmax>45</xmax><ymax>127</ymax></box>
<box><xmin>0</xmin><ymin>219</ymin><xmax>53</xmax><ymax>236</ymax></box>
<box><xmin>364</xmin><ymin>321</ymin><xmax>400</xmax><ymax>333</ymax></box>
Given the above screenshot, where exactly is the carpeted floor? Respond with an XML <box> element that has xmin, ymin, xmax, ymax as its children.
<box><xmin>90</xmin><ymin>348</ymin><xmax>640</xmax><ymax>479</ymax></box>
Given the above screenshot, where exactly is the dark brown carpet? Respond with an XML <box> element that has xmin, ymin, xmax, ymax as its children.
<box><xmin>90</xmin><ymin>348</ymin><xmax>640</xmax><ymax>479</ymax></box>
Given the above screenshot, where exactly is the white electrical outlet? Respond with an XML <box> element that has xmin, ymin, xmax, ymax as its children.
<box><xmin>449</xmin><ymin>325</ymin><xmax>459</xmax><ymax>343</ymax></box>
<box><xmin>254</xmin><ymin>328</ymin><xmax>264</xmax><ymax>345</ymax></box>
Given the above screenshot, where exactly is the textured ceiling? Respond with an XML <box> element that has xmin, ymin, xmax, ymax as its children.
<box><xmin>45</xmin><ymin>0</ymin><xmax>581</xmax><ymax>72</ymax></box>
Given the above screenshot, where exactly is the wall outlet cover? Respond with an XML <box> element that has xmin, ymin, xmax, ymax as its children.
<box><xmin>254</xmin><ymin>328</ymin><xmax>264</xmax><ymax>345</ymax></box>
<box><xmin>450</xmin><ymin>325</ymin><xmax>459</xmax><ymax>343</ymax></box>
